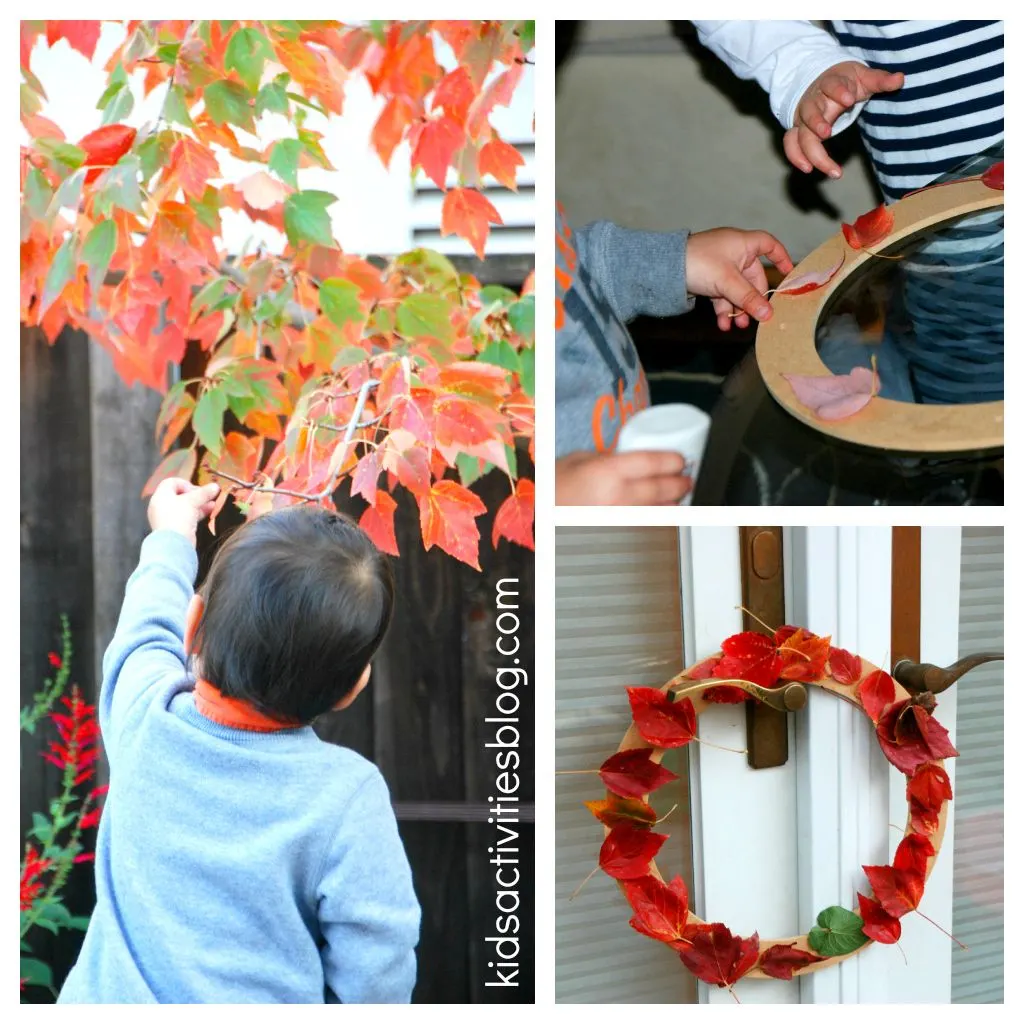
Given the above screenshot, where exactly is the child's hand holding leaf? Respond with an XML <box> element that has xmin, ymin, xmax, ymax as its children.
<box><xmin>148</xmin><ymin>478</ymin><xmax>221</xmax><ymax>546</ymax></box>
<box><xmin>686</xmin><ymin>228</ymin><xmax>794</xmax><ymax>331</ymax></box>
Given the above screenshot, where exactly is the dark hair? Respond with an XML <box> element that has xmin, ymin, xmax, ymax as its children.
<box><xmin>192</xmin><ymin>506</ymin><xmax>394</xmax><ymax>723</ymax></box>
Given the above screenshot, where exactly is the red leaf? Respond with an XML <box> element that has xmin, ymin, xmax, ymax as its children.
<box><xmin>906</xmin><ymin>762</ymin><xmax>953</xmax><ymax>835</ymax></box>
<box><xmin>478</xmin><ymin>137</ymin><xmax>525</xmax><ymax>191</ymax></box>
<box><xmin>77</xmin><ymin>124</ymin><xmax>137</xmax><ymax>168</ymax></box>
<box><xmin>876</xmin><ymin>700</ymin><xmax>959</xmax><ymax>776</ymax></box>
<box><xmin>623</xmin><ymin>874</ymin><xmax>690</xmax><ymax>945</ymax></box>
<box><xmin>829</xmin><ymin>646</ymin><xmax>862</xmax><ymax>686</ymax></box>
<box><xmin>686</xmin><ymin>655</ymin><xmax>721</xmax><ymax>680</ymax></box>
<box><xmin>431</xmin><ymin>66</ymin><xmax>475</xmax><ymax>124</ymax></box>
<box><xmin>440</xmin><ymin>187</ymin><xmax>503</xmax><ymax>260</ymax></box>
<box><xmin>626</xmin><ymin>688</ymin><xmax>697</xmax><ymax>748</ymax></box>
<box><xmin>856</xmin><ymin>893</ymin><xmax>902</xmax><ymax>944</ymax></box>
<box><xmin>842</xmin><ymin>203</ymin><xmax>895</xmax><ymax>250</ymax></box>
<box><xmin>758</xmin><ymin>942</ymin><xmax>826</xmax><ymax>980</ymax></box>
<box><xmin>715</xmin><ymin>631</ymin><xmax>782</xmax><ymax>687</ymax></box>
<box><xmin>351</xmin><ymin>450</ymin><xmax>381</xmax><ymax>505</ymax></box>
<box><xmin>783</xmin><ymin>365</ymin><xmax>878</xmax><ymax>421</ymax></box>
<box><xmin>411</xmin><ymin>114</ymin><xmax>465</xmax><ymax>190</ymax></box>
<box><xmin>598</xmin><ymin>748</ymin><xmax>678</xmax><ymax>799</ymax></box>
<box><xmin>777</xmin><ymin>627</ymin><xmax>830</xmax><ymax>682</ymax></box>
<box><xmin>434</xmin><ymin>395</ymin><xmax>495</xmax><ymax>448</ymax></box>
<box><xmin>583</xmin><ymin>796</ymin><xmax>657</xmax><ymax>829</ymax></box>
<box><xmin>862</xmin><ymin>833</ymin><xmax>934</xmax><ymax>919</ymax></box>
<box><xmin>358</xmin><ymin>490</ymin><xmax>399</xmax><ymax>557</ymax></box>
<box><xmin>47</xmin><ymin>21</ymin><xmax>101</xmax><ymax>61</ymax></box>
<box><xmin>167</xmin><ymin>137</ymin><xmax>221</xmax><ymax>200</ymax></box>
<box><xmin>371</xmin><ymin>95</ymin><xmax>419</xmax><ymax>168</ymax></box>
<box><xmin>775</xmin><ymin>252</ymin><xmax>845</xmax><ymax>296</ymax></box>
<box><xmin>492</xmin><ymin>478</ymin><xmax>534</xmax><ymax>551</ymax></box>
<box><xmin>858</xmin><ymin>669</ymin><xmax>896</xmax><ymax>724</ymax></box>
<box><xmin>417</xmin><ymin>479</ymin><xmax>487</xmax><ymax>570</ymax></box>
<box><xmin>599</xmin><ymin>824</ymin><xmax>668</xmax><ymax>880</ymax></box>
<box><xmin>679</xmin><ymin>923</ymin><xmax>760</xmax><ymax>988</ymax></box>
<box><xmin>982</xmin><ymin>161</ymin><xmax>1003</xmax><ymax>191</ymax></box>
<box><xmin>393</xmin><ymin>446</ymin><xmax>431</xmax><ymax>497</ymax></box>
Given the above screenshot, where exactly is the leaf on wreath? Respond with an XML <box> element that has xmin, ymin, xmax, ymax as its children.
<box><xmin>626</xmin><ymin>687</ymin><xmax>697</xmax><ymax>748</ymax></box>
<box><xmin>598</xmin><ymin>748</ymin><xmax>678</xmax><ymax>800</ymax></box>
<box><xmin>857</xmin><ymin>669</ymin><xmax>896</xmax><ymax>725</ymax></box>
<box><xmin>758</xmin><ymin>942</ymin><xmax>825</xmax><ymax>980</ymax></box>
<box><xmin>584</xmin><ymin>795</ymin><xmax>657</xmax><ymax>829</ymax></box>
<box><xmin>623</xmin><ymin>874</ymin><xmax>690</xmax><ymax>947</ymax></box>
<box><xmin>828</xmin><ymin>646</ymin><xmax>862</xmax><ymax>685</ymax></box>
<box><xmin>876</xmin><ymin>700</ymin><xmax>958</xmax><ymax>776</ymax></box>
<box><xmin>862</xmin><ymin>833</ymin><xmax>935</xmax><ymax>919</ymax></box>
<box><xmin>678</xmin><ymin>922</ymin><xmax>760</xmax><ymax>988</ymax></box>
<box><xmin>842</xmin><ymin>203</ymin><xmax>895</xmax><ymax>250</ymax></box>
<box><xmin>856</xmin><ymin>892</ymin><xmax>902</xmax><ymax>944</ymax></box>
<box><xmin>906</xmin><ymin>762</ymin><xmax>953</xmax><ymax>835</ymax></box>
<box><xmin>598</xmin><ymin>824</ymin><xmax>667</xmax><ymax>880</ymax></box>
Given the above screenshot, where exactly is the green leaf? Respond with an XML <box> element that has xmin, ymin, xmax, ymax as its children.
<box><xmin>163</xmin><ymin>84</ymin><xmax>194</xmax><ymax>128</ymax></box>
<box><xmin>396</xmin><ymin>294</ymin><xmax>453</xmax><ymax>341</ymax></box>
<box><xmin>23</xmin><ymin>167</ymin><xmax>53</xmax><ymax>220</ymax></box>
<box><xmin>67</xmin><ymin>915</ymin><xmax>92</xmax><ymax>931</ymax></box>
<box><xmin>256</xmin><ymin>80</ymin><xmax>289</xmax><ymax>118</ymax></box>
<box><xmin>319</xmin><ymin>278</ymin><xmax>363</xmax><ymax>328</ymax></box>
<box><xmin>456</xmin><ymin>453</ymin><xmax>485</xmax><ymax>487</ymax></box>
<box><xmin>40</xmin><ymin>232</ymin><xmax>79</xmax><ymax>317</ymax></box>
<box><xmin>297</xmin><ymin>127</ymin><xmax>331</xmax><ymax>168</ymax></box>
<box><xmin>101</xmin><ymin>86</ymin><xmax>134</xmax><ymax>126</ymax></box>
<box><xmin>268</xmin><ymin>138</ymin><xmax>301</xmax><ymax>188</ymax></box>
<box><xmin>808</xmin><ymin>906</ymin><xmax>868</xmax><ymax>957</ymax></box>
<box><xmin>194</xmin><ymin>387</ymin><xmax>228</xmax><ymax>456</ymax></box>
<box><xmin>518</xmin><ymin>21</ymin><xmax>535</xmax><ymax>52</ymax></box>
<box><xmin>46</xmin><ymin>169</ymin><xmax>85</xmax><ymax>223</ymax></box>
<box><xmin>93</xmin><ymin>157</ymin><xmax>143</xmax><ymax>217</ymax></box>
<box><xmin>518</xmin><ymin>346</ymin><xmax>535</xmax><ymax>398</ymax></box>
<box><xmin>478</xmin><ymin>339</ymin><xmax>520</xmax><ymax>373</ymax></box>
<box><xmin>203</xmin><ymin>79</ymin><xmax>255</xmax><ymax>131</ymax></box>
<box><xmin>332</xmin><ymin>346</ymin><xmax>369</xmax><ymax>371</ymax></box>
<box><xmin>19</xmin><ymin>957</ymin><xmax>54</xmax><ymax>989</ymax></box>
<box><xmin>82</xmin><ymin>220</ymin><xmax>117</xmax><ymax>290</ymax></box>
<box><xmin>38</xmin><ymin>902</ymin><xmax>72</xmax><ymax>927</ymax></box>
<box><xmin>34</xmin><ymin>916</ymin><xmax>60</xmax><ymax>935</ymax></box>
<box><xmin>508</xmin><ymin>294</ymin><xmax>535</xmax><ymax>342</ymax></box>
<box><xmin>283</xmin><ymin>190</ymin><xmax>337</xmax><ymax>248</ymax></box>
<box><xmin>191</xmin><ymin>276</ymin><xmax>232</xmax><ymax>318</ymax></box>
<box><xmin>34</xmin><ymin>137</ymin><xmax>86</xmax><ymax>170</ymax></box>
<box><xmin>225</xmin><ymin>27</ymin><xmax>275</xmax><ymax>94</ymax></box>
<box><xmin>479</xmin><ymin>284</ymin><xmax>518</xmax><ymax>307</ymax></box>
<box><xmin>30</xmin><ymin>812</ymin><xmax>53</xmax><ymax>842</ymax></box>
<box><xmin>156</xmin><ymin>42</ymin><xmax>181</xmax><ymax>64</ymax></box>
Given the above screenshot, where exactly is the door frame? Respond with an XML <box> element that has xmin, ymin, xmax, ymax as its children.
<box><xmin>680</xmin><ymin>526</ymin><xmax>961</xmax><ymax>1004</ymax></box>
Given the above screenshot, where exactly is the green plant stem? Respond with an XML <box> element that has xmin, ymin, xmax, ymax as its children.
<box><xmin>21</xmin><ymin>615</ymin><xmax>72</xmax><ymax>732</ymax></box>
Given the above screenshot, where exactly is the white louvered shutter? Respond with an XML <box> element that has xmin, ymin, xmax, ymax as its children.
<box><xmin>952</xmin><ymin>527</ymin><xmax>1004</xmax><ymax>1003</ymax></box>
<box><xmin>555</xmin><ymin>528</ymin><xmax>696</xmax><ymax>1003</ymax></box>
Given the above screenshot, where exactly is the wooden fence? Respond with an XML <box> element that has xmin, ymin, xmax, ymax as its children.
<box><xmin>20</xmin><ymin>324</ymin><xmax>534</xmax><ymax>1003</ymax></box>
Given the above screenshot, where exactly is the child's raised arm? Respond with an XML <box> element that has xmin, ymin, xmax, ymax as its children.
<box><xmin>318</xmin><ymin>769</ymin><xmax>420</xmax><ymax>1003</ymax></box>
<box><xmin>99</xmin><ymin>479</ymin><xmax>219</xmax><ymax>757</ymax></box>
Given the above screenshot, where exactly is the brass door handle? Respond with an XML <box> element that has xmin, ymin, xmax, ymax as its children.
<box><xmin>671</xmin><ymin>677</ymin><xmax>808</xmax><ymax>713</ymax></box>
<box><xmin>892</xmin><ymin>652</ymin><xmax>1003</xmax><ymax>695</ymax></box>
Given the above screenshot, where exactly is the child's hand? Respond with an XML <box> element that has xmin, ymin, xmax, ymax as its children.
<box><xmin>557</xmin><ymin>451</ymin><xmax>692</xmax><ymax>506</ymax></box>
<box><xmin>686</xmin><ymin>228</ymin><xmax>794</xmax><ymax>332</ymax></box>
<box><xmin>787</xmin><ymin>61</ymin><xmax>904</xmax><ymax>178</ymax></box>
<box><xmin>147</xmin><ymin>478</ymin><xmax>221</xmax><ymax>546</ymax></box>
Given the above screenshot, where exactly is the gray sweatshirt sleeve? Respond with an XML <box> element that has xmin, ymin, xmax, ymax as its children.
<box><xmin>572</xmin><ymin>221</ymin><xmax>694</xmax><ymax>323</ymax></box>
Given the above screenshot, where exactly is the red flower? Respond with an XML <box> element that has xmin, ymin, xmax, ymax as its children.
<box><xmin>48</xmin><ymin>651</ymin><xmax>63</xmax><ymax>669</ymax></box>
<box><xmin>20</xmin><ymin>847</ymin><xmax>52</xmax><ymax>911</ymax></box>
<box><xmin>42</xmin><ymin>687</ymin><xmax>101</xmax><ymax>786</ymax></box>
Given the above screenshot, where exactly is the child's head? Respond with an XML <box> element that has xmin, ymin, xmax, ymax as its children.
<box><xmin>187</xmin><ymin>506</ymin><xmax>394</xmax><ymax>724</ymax></box>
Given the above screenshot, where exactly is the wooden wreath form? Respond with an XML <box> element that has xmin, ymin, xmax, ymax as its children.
<box><xmin>609</xmin><ymin>654</ymin><xmax>950</xmax><ymax>981</ymax></box>
<box><xmin>756</xmin><ymin>176</ymin><xmax>1003</xmax><ymax>454</ymax></box>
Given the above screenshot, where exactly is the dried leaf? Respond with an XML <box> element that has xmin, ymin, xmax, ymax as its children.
<box><xmin>598</xmin><ymin>748</ymin><xmax>678</xmax><ymax>800</ymax></box>
<box><xmin>857</xmin><ymin>669</ymin><xmax>896</xmax><ymax>725</ymax></box>
<box><xmin>584</xmin><ymin>796</ymin><xmax>657</xmax><ymax>829</ymax></box>
<box><xmin>758</xmin><ymin>942</ymin><xmax>826</xmax><ymax>980</ymax></box>
<box><xmin>862</xmin><ymin>833</ymin><xmax>935</xmax><ymax>919</ymax></box>
<box><xmin>599</xmin><ymin>824</ymin><xmax>667</xmax><ymax>880</ymax></box>
<box><xmin>876</xmin><ymin>700</ymin><xmax>958</xmax><ymax>776</ymax></box>
<box><xmin>623</xmin><ymin>874</ymin><xmax>690</xmax><ymax>946</ymax></box>
<box><xmin>842</xmin><ymin>203</ymin><xmax>895</xmax><ymax>250</ymax></box>
<box><xmin>775</xmin><ymin>252</ymin><xmax>845</xmax><ymax>296</ymax></box>
<box><xmin>906</xmin><ymin>762</ymin><xmax>953</xmax><ymax>835</ymax></box>
<box><xmin>783</xmin><ymin>365</ymin><xmax>878</xmax><ymax>422</ymax></box>
<box><xmin>828</xmin><ymin>646</ymin><xmax>862</xmax><ymax>686</ymax></box>
<box><xmin>857</xmin><ymin>892</ymin><xmax>902</xmax><ymax>944</ymax></box>
<box><xmin>678</xmin><ymin>922</ymin><xmax>760</xmax><ymax>988</ymax></box>
<box><xmin>777</xmin><ymin>627</ymin><xmax>831</xmax><ymax>682</ymax></box>
<box><xmin>627</xmin><ymin>688</ymin><xmax>697</xmax><ymax>748</ymax></box>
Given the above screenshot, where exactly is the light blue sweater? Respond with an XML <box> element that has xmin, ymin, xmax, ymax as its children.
<box><xmin>58</xmin><ymin>530</ymin><xmax>420</xmax><ymax>1004</ymax></box>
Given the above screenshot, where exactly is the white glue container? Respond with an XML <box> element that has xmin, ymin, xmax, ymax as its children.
<box><xmin>616</xmin><ymin>404</ymin><xmax>711</xmax><ymax>506</ymax></box>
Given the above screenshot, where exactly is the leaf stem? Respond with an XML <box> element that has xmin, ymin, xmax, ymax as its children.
<box><xmin>568</xmin><ymin>864</ymin><xmax>600</xmax><ymax>902</ymax></box>
<box><xmin>913</xmin><ymin>908</ymin><xmax>968</xmax><ymax>950</ymax></box>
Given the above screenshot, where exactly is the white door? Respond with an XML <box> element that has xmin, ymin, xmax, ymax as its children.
<box><xmin>683</xmin><ymin>526</ymin><xmax>1002</xmax><ymax>1004</ymax></box>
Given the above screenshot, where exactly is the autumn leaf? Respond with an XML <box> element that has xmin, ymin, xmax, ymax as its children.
<box><xmin>492</xmin><ymin>478</ymin><xmax>534</xmax><ymax>551</ymax></box>
<box><xmin>982</xmin><ymin>161</ymin><xmax>1004</xmax><ymax>190</ymax></box>
<box><xmin>842</xmin><ymin>203</ymin><xmax>895</xmax><ymax>250</ymax></box>
<box><xmin>627</xmin><ymin>688</ymin><xmax>697</xmax><ymax>748</ymax></box>
<box><xmin>441</xmin><ymin>187</ymin><xmax>503</xmax><ymax>260</ymax></box>
<box><xmin>598</xmin><ymin>748</ymin><xmax>678</xmax><ymax>800</ymax></box>
<box><xmin>599</xmin><ymin>825</ymin><xmax>668</xmax><ymax>880</ymax></box>
<box><xmin>396</xmin><ymin>293</ymin><xmax>454</xmax><ymax>341</ymax></box>
<box><xmin>78</xmin><ymin>124</ymin><xmax>137</xmax><ymax>171</ymax></box>
<box><xmin>141</xmin><ymin>448</ymin><xmax>196</xmax><ymax>497</ymax></box>
<box><xmin>584</xmin><ymin>795</ymin><xmax>657</xmax><ymax>829</ymax></box>
<box><xmin>906</xmin><ymin>762</ymin><xmax>953</xmax><ymax>835</ymax></box>
<box><xmin>417</xmin><ymin>479</ymin><xmax>488</xmax><ymax>569</ymax></box>
<box><xmin>350</xmin><ymin>450</ymin><xmax>381</xmax><ymax>505</ymax></box>
<box><xmin>359</xmin><ymin>489</ymin><xmax>399</xmax><ymax>556</ymax></box>
<box><xmin>623</xmin><ymin>874</ymin><xmax>690</xmax><ymax>946</ymax></box>
<box><xmin>783</xmin><ymin>364</ymin><xmax>878</xmax><ymax>422</ymax></box>
<box><xmin>863</xmin><ymin>833</ymin><xmax>935</xmax><ymax>918</ymax></box>
<box><xmin>678</xmin><ymin>923</ymin><xmax>760</xmax><ymax>988</ymax></box>
<box><xmin>478</xmin><ymin>137</ymin><xmax>524</xmax><ymax>191</ymax></box>
<box><xmin>283</xmin><ymin>190</ymin><xmax>337</xmax><ymax>248</ymax></box>
<box><xmin>238</xmin><ymin>170</ymin><xmax>289</xmax><ymax>210</ymax></box>
<box><xmin>432</xmin><ymin>66</ymin><xmax>475</xmax><ymax>124</ymax></box>
<box><xmin>46</xmin><ymin>21</ymin><xmax>102</xmax><ymax>62</ymax></box>
<box><xmin>775</xmin><ymin>252</ymin><xmax>845</xmax><ymax>296</ymax></box>
<box><xmin>829</xmin><ymin>646</ymin><xmax>862</xmax><ymax>686</ymax></box>
<box><xmin>758</xmin><ymin>942</ymin><xmax>825</xmax><ymax>980</ymax></box>
<box><xmin>411</xmin><ymin>114</ymin><xmax>465</xmax><ymax>189</ymax></box>
<box><xmin>807</xmin><ymin>905</ymin><xmax>868</xmax><ymax>957</ymax></box>
<box><xmin>876</xmin><ymin>699</ymin><xmax>958</xmax><ymax>776</ymax></box>
<box><xmin>777</xmin><ymin>627</ymin><xmax>830</xmax><ymax>682</ymax></box>
<box><xmin>371</xmin><ymin>95</ymin><xmax>419</xmax><ymax>167</ymax></box>
<box><xmin>707</xmin><ymin>630</ymin><xmax>781</xmax><ymax>701</ymax></box>
<box><xmin>166</xmin><ymin>137</ymin><xmax>220</xmax><ymax>200</ymax></box>
<box><xmin>857</xmin><ymin>892</ymin><xmax>901</xmax><ymax>944</ymax></box>
<box><xmin>857</xmin><ymin>669</ymin><xmax>896</xmax><ymax>724</ymax></box>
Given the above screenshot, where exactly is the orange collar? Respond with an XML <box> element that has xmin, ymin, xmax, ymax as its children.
<box><xmin>192</xmin><ymin>679</ymin><xmax>301</xmax><ymax>733</ymax></box>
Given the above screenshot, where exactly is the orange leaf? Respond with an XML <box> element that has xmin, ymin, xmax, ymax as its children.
<box><xmin>411</xmin><ymin>114</ymin><xmax>465</xmax><ymax>190</ymax></box>
<box><xmin>166</xmin><ymin>137</ymin><xmax>220</xmax><ymax>200</ymax></box>
<box><xmin>440</xmin><ymin>187</ymin><xmax>503</xmax><ymax>260</ymax></box>
<box><xmin>431</xmin><ymin>66</ymin><xmax>476</xmax><ymax>124</ymax></box>
<box><xmin>492</xmin><ymin>478</ymin><xmax>534</xmax><ymax>551</ymax></box>
<box><xmin>77</xmin><ymin>124</ymin><xmax>137</xmax><ymax>168</ymax></box>
<box><xmin>478</xmin><ymin>137</ymin><xmax>524</xmax><ymax>191</ymax></box>
<box><xmin>842</xmin><ymin>203</ymin><xmax>895</xmax><ymax>250</ymax></box>
<box><xmin>417</xmin><ymin>479</ymin><xmax>487</xmax><ymax>569</ymax></box>
<box><xmin>371</xmin><ymin>95</ymin><xmax>419</xmax><ymax>167</ymax></box>
<box><xmin>238</xmin><ymin>170</ymin><xmax>289</xmax><ymax>210</ymax></box>
<box><xmin>359</xmin><ymin>490</ymin><xmax>399</xmax><ymax>556</ymax></box>
<box><xmin>433</xmin><ymin>396</ymin><xmax>495</xmax><ymax>448</ymax></box>
<box><xmin>47</xmin><ymin>21</ymin><xmax>101</xmax><ymax>62</ymax></box>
